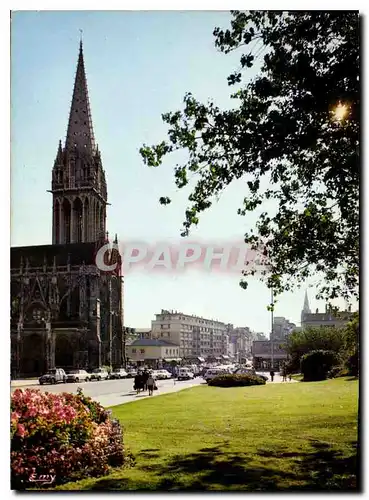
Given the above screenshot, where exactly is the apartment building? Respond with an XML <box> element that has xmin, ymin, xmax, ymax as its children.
<box><xmin>228</xmin><ymin>327</ymin><xmax>255</xmax><ymax>360</ymax></box>
<box><xmin>151</xmin><ymin>309</ymin><xmax>231</xmax><ymax>358</ymax></box>
<box><xmin>272</xmin><ymin>317</ymin><xmax>297</xmax><ymax>342</ymax></box>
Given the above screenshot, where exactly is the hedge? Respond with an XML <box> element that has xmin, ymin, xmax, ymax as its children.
<box><xmin>208</xmin><ymin>373</ymin><xmax>266</xmax><ymax>387</ymax></box>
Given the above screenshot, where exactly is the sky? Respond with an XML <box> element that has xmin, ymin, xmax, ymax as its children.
<box><xmin>11</xmin><ymin>10</ymin><xmax>355</xmax><ymax>334</ymax></box>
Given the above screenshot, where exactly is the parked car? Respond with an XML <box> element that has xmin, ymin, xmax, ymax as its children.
<box><xmin>153</xmin><ymin>369</ymin><xmax>172</xmax><ymax>380</ymax></box>
<box><xmin>90</xmin><ymin>368</ymin><xmax>109</xmax><ymax>381</ymax></box>
<box><xmin>126</xmin><ymin>369</ymin><xmax>137</xmax><ymax>378</ymax></box>
<box><xmin>39</xmin><ymin>368</ymin><xmax>66</xmax><ymax>385</ymax></box>
<box><xmin>65</xmin><ymin>369</ymin><xmax>90</xmax><ymax>383</ymax></box>
<box><xmin>177</xmin><ymin>368</ymin><xmax>194</xmax><ymax>381</ymax></box>
<box><xmin>109</xmin><ymin>368</ymin><xmax>128</xmax><ymax>379</ymax></box>
<box><xmin>203</xmin><ymin>368</ymin><xmax>229</xmax><ymax>383</ymax></box>
<box><xmin>234</xmin><ymin>367</ymin><xmax>268</xmax><ymax>381</ymax></box>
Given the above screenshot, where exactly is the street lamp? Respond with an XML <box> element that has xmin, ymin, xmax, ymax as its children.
<box><xmin>270</xmin><ymin>288</ymin><xmax>274</xmax><ymax>371</ymax></box>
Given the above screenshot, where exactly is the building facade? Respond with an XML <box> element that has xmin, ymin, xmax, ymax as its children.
<box><xmin>301</xmin><ymin>292</ymin><xmax>355</xmax><ymax>330</ymax></box>
<box><xmin>126</xmin><ymin>339</ymin><xmax>180</xmax><ymax>367</ymax></box>
<box><xmin>252</xmin><ymin>341</ymin><xmax>288</xmax><ymax>370</ymax></box>
<box><xmin>228</xmin><ymin>326</ymin><xmax>255</xmax><ymax>361</ymax></box>
<box><xmin>11</xmin><ymin>41</ymin><xmax>124</xmax><ymax>378</ymax></box>
<box><xmin>150</xmin><ymin>310</ymin><xmax>230</xmax><ymax>359</ymax></box>
<box><xmin>272</xmin><ymin>317</ymin><xmax>296</xmax><ymax>342</ymax></box>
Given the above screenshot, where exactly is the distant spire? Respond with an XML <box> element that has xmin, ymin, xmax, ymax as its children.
<box><xmin>65</xmin><ymin>39</ymin><xmax>96</xmax><ymax>154</ymax></box>
<box><xmin>303</xmin><ymin>290</ymin><xmax>311</xmax><ymax>314</ymax></box>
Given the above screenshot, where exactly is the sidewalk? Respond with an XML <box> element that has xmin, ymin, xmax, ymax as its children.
<box><xmin>11</xmin><ymin>379</ymin><xmax>39</xmax><ymax>388</ymax></box>
<box><xmin>98</xmin><ymin>379</ymin><xmax>202</xmax><ymax>408</ymax></box>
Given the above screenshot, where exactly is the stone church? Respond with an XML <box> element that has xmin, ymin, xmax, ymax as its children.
<box><xmin>11</xmin><ymin>41</ymin><xmax>124</xmax><ymax>378</ymax></box>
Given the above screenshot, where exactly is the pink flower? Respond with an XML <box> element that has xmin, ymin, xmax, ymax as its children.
<box><xmin>16</xmin><ymin>423</ymin><xmax>26</xmax><ymax>438</ymax></box>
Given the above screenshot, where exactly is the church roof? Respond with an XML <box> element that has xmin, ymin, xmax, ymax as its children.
<box><xmin>65</xmin><ymin>40</ymin><xmax>96</xmax><ymax>155</ymax></box>
<box><xmin>11</xmin><ymin>243</ymin><xmax>98</xmax><ymax>268</ymax></box>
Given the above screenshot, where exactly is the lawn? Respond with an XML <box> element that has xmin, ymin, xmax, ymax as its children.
<box><xmin>57</xmin><ymin>377</ymin><xmax>359</xmax><ymax>491</ymax></box>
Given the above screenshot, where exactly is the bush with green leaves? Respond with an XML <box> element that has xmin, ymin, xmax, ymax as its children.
<box><xmin>208</xmin><ymin>373</ymin><xmax>266</xmax><ymax>387</ymax></box>
<box><xmin>300</xmin><ymin>350</ymin><xmax>340</xmax><ymax>382</ymax></box>
<box><xmin>346</xmin><ymin>349</ymin><xmax>359</xmax><ymax>377</ymax></box>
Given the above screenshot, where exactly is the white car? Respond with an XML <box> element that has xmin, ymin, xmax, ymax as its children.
<box><xmin>154</xmin><ymin>369</ymin><xmax>172</xmax><ymax>380</ymax></box>
<box><xmin>177</xmin><ymin>368</ymin><xmax>194</xmax><ymax>380</ymax></box>
<box><xmin>126</xmin><ymin>369</ymin><xmax>137</xmax><ymax>378</ymax></box>
<box><xmin>65</xmin><ymin>369</ymin><xmax>91</xmax><ymax>383</ymax></box>
<box><xmin>90</xmin><ymin>368</ymin><xmax>109</xmax><ymax>381</ymax></box>
<box><xmin>109</xmin><ymin>368</ymin><xmax>128</xmax><ymax>379</ymax></box>
<box><xmin>204</xmin><ymin>368</ymin><xmax>230</xmax><ymax>382</ymax></box>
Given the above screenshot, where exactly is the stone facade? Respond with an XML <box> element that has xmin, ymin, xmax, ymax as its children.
<box><xmin>11</xmin><ymin>41</ymin><xmax>124</xmax><ymax>378</ymax></box>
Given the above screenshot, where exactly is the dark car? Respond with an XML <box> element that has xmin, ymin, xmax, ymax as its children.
<box><xmin>39</xmin><ymin>368</ymin><xmax>66</xmax><ymax>385</ymax></box>
<box><xmin>234</xmin><ymin>368</ymin><xmax>268</xmax><ymax>381</ymax></box>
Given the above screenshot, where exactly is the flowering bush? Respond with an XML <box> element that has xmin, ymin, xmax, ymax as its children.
<box><xmin>11</xmin><ymin>388</ymin><xmax>125</xmax><ymax>489</ymax></box>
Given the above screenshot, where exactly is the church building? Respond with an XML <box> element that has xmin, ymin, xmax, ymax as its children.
<box><xmin>11</xmin><ymin>41</ymin><xmax>124</xmax><ymax>378</ymax></box>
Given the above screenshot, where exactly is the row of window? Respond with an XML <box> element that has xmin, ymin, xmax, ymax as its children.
<box><xmin>157</xmin><ymin>316</ymin><xmax>226</xmax><ymax>327</ymax></box>
<box><xmin>131</xmin><ymin>348</ymin><xmax>179</xmax><ymax>355</ymax></box>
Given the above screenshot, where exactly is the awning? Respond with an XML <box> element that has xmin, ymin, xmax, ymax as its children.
<box><xmin>163</xmin><ymin>358</ymin><xmax>182</xmax><ymax>363</ymax></box>
<box><xmin>221</xmin><ymin>355</ymin><xmax>230</xmax><ymax>359</ymax></box>
<box><xmin>215</xmin><ymin>357</ymin><xmax>222</xmax><ymax>361</ymax></box>
<box><xmin>198</xmin><ymin>357</ymin><xmax>205</xmax><ymax>363</ymax></box>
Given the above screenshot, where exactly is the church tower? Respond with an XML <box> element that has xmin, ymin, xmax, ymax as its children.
<box><xmin>301</xmin><ymin>290</ymin><xmax>311</xmax><ymax>325</ymax></box>
<box><xmin>51</xmin><ymin>40</ymin><xmax>108</xmax><ymax>245</ymax></box>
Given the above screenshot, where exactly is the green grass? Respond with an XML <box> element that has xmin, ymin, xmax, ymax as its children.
<box><xmin>56</xmin><ymin>377</ymin><xmax>359</xmax><ymax>491</ymax></box>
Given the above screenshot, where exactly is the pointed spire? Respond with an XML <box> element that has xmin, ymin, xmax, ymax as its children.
<box><xmin>65</xmin><ymin>39</ymin><xmax>96</xmax><ymax>154</ymax></box>
<box><xmin>303</xmin><ymin>290</ymin><xmax>311</xmax><ymax>314</ymax></box>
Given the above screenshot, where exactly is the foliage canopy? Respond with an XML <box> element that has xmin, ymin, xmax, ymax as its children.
<box><xmin>140</xmin><ymin>11</ymin><xmax>359</xmax><ymax>301</ymax></box>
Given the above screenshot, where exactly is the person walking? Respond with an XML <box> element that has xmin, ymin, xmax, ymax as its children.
<box><xmin>134</xmin><ymin>373</ymin><xmax>142</xmax><ymax>395</ymax></box>
<box><xmin>147</xmin><ymin>372</ymin><xmax>155</xmax><ymax>396</ymax></box>
<box><xmin>142</xmin><ymin>369</ymin><xmax>149</xmax><ymax>391</ymax></box>
<box><xmin>270</xmin><ymin>370</ymin><xmax>275</xmax><ymax>382</ymax></box>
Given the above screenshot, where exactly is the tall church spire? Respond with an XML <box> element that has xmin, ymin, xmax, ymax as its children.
<box><xmin>303</xmin><ymin>290</ymin><xmax>311</xmax><ymax>313</ymax></box>
<box><xmin>51</xmin><ymin>39</ymin><xmax>108</xmax><ymax>246</ymax></box>
<box><xmin>65</xmin><ymin>40</ymin><xmax>96</xmax><ymax>154</ymax></box>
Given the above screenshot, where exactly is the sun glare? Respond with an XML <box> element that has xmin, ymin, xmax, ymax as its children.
<box><xmin>332</xmin><ymin>103</ymin><xmax>349</xmax><ymax>122</ymax></box>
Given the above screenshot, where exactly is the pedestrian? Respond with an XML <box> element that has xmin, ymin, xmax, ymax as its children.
<box><xmin>270</xmin><ymin>370</ymin><xmax>275</xmax><ymax>382</ymax></box>
<box><xmin>147</xmin><ymin>372</ymin><xmax>155</xmax><ymax>396</ymax></box>
<box><xmin>134</xmin><ymin>373</ymin><xmax>141</xmax><ymax>394</ymax></box>
<box><xmin>142</xmin><ymin>369</ymin><xmax>149</xmax><ymax>391</ymax></box>
<box><xmin>288</xmin><ymin>373</ymin><xmax>292</xmax><ymax>382</ymax></box>
<box><xmin>282</xmin><ymin>368</ymin><xmax>287</xmax><ymax>382</ymax></box>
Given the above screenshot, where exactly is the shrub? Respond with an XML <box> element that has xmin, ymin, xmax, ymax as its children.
<box><xmin>346</xmin><ymin>348</ymin><xmax>359</xmax><ymax>377</ymax></box>
<box><xmin>300</xmin><ymin>350</ymin><xmax>339</xmax><ymax>382</ymax></box>
<box><xmin>208</xmin><ymin>373</ymin><xmax>266</xmax><ymax>387</ymax></box>
<box><xmin>11</xmin><ymin>388</ymin><xmax>126</xmax><ymax>490</ymax></box>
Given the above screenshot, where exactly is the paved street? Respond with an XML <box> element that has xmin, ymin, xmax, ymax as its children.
<box><xmin>11</xmin><ymin>376</ymin><xmax>205</xmax><ymax>407</ymax></box>
<box><xmin>11</xmin><ymin>371</ymin><xmax>296</xmax><ymax>407</ymax></box>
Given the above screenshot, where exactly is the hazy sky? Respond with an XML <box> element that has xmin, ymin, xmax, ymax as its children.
<box><xmin>11</xmin><ymin>10</ymin><xmax>353</xmax><ymax>333</ymax></box>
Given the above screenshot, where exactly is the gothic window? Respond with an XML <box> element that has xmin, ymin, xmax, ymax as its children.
<box><xmin>32</xmin><ymin>308</ymin><xmax>43</xmax><ymax>323</ymax></box>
